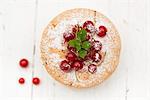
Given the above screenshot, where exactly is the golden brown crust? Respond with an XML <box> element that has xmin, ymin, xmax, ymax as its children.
<box><xmin>40</xmin><ymin>8</ymin><xmax>121</xmax><ymax>88</ymax></box>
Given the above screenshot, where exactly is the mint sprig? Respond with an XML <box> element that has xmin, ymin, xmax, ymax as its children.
<box><xmin>77</xmin><ymin>29</ymin><xmax>87</xmax><ymax>41</ymax></box>
<box><xmin>82</xmin><ymin>41</ymin><xmax>91</xmax><ymax>50</ymax></box>
<box><xmin>68</xmin><ymin>29</ymin><xmax>91</xmax><ymax>58</ymax></box>
<box><xmin>78</xmin><ymin>49</ymin><xmax>87</xmax><ymax>59</ymax></box>
<box><xmin>68</xmin><ymin>39</ymin><xmax>81</xmax><ymax>51</ymax></box>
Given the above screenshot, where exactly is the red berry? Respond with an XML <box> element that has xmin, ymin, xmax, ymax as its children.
<box><xmin>88</xmin><ymin>64</ymin><xmax>97</xmax><ymax>74</ymax></box>
<box><xmin>83</xmin><ymin>55</ymin><xmax>90</xmax><ymax>61</ymax></box>
<box><xmin>71</xmin><ymin>60</ymin><xmax>83</xmax><ymax>71</ymax></box>
<box><xmin>63</xmin><ymin>32</ymin><xmax>75</xmax><ymax>42</ymax></box>
<box><xmin>81</xmin><ymin>52</ymin><xmax>92</xmax><ymax>61</ymax></box>
<box><xmin>98</xmin><ymin>26</ymin><xmax>107</xmax><ymax>37</ymax></box>
<box><xmin>18</xmin><ymin>78</ymin><xmax>25</xmax><ymax>84</ymax></box>
<box><xmin>86</xmin><ymin>35</ymin><xmax>91</xmax><ymax>40</ymax></box>
<box><xmin>32</xmin><ymin>77</ymin><xmax>40</xmax><ymax>85</ymax></box>
<box><xmin>72</xmin><ymin>27</ymin><xmax>77</xmax><ymax>33</ymax></box>
<box><xmin>67</xmin><ymin>45</ymin><xmax>76</xmax><ymax>52</ymax></box>
<box><xmin>83</xmin><ymin>21</ymin><xmax>94</xmax><ymax>33</ymax></box>
<box><xmin>91</xmin><ymin>40</ymin><xmax>102</xmax><ymax>51</ymax></box>
<box><xmin>19</xmin><ymin>58</ymin><xmax>29</xmax><ymax>68</ymax></box>
<box><xmin>91</xmin><ymin>52</ymin><xmax>101</xmax><ymax>62</ymax></box>
<box><xmin>66</xmin><ymin>52</ymin><xmax>77</xmax><ymax>61</ymax></box>
<box><xmin>88</xmin><ymin>50</ymin><xmax>95</xmax><ymax>59</ymax></box>
<box><xmin>60</xmin><ymin>60</ymin><xmax>71</xmax><ymax>72</ymax></box>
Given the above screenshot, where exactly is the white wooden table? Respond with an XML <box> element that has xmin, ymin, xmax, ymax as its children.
<box><xmin>0</xmin><ymin>0</ymin><xmax>150</xmax><ymax>100</ymax></box>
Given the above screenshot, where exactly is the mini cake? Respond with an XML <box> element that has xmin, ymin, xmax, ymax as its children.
<box><xmin>40</xmin><ymin>8</ymin><xmax>121</xmax><ymax>88</ymax></box>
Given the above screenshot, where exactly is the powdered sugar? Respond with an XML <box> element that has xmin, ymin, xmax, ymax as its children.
<box><xmin>47</xmin><ymin>17</ymin><xmax>112</xmax><ymax>73</ymax></box>
<box><xmin>42</xmin><ymin>9</ymin><xmax>120</xmax><ymax>85</ymax></box>
<box><xmin>47</xmin><ymin>19</ymin><xmax>79</xmax><ymax>50</ymax></box>
<box><xmin>49</xmin><ymin>53</ymin><xmax>62</xmax><ymax>65</ymax></box>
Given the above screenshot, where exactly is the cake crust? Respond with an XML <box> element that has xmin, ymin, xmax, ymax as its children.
<box><xmin>40</xmin><ymin>8</ymin><xmax>121</xmax><ymax>88</ymax></box>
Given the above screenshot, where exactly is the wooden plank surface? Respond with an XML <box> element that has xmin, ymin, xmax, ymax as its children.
<box><xmin>0</xmin><ymin>0</ymin><xmax>36</xmax><ymax>100</ymax></box>
<box><xmin>126</xmin><ymin>0</ymin><xmax>149</xmax><ymax>100</ymax></box>
<box><xmin>0</xmin><ymin>0</ymin><xmax>150</xmax><ymax>100</ymax></box>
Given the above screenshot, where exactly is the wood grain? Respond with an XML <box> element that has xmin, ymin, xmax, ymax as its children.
<box><xmin>0</xmin><ymin>0</ymin><xmax>150</xmax><ymax>100</ymax></box>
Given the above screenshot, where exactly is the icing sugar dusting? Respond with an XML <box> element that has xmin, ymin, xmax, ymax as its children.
<box><xmin>47</xmin><ymin>19</ymin><xmax>81</xmax><ymax>80</ymax></box>
<box><xmin>48</xmin><ymin>19</ymin><xmax>78</xmax><ymax>50</ymax></box>
<box><xmin>46</xmin><ymin>15</ymin><xmax>116</xmax><ymax>82</ymax></box>
<box><xmin>49</xmin><ymin>53</ymin><xmax>62</xmax><ymax>65</ymax></box>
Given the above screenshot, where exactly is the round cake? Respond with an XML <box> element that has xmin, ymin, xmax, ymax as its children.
<box><xmin>40</xmin><ymin>8</ymin><xmax>121</xmax><ymax>88</ymax></box>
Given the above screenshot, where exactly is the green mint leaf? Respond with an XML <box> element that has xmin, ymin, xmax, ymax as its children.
<box><xmin>77</xmin><ymin>29</ymin><xmax>87</xmax><ymax>41</ymax></box>
<box><xmin>74</xmin><ymin>39</ymin><xmax>81</xmax><ymax>51</ymax></box>
<box><xmin>77</xmin><ymin>32</ymin><xmax>81</xmax><ymax>41</ymax></box>
<box><xmin>82</xmin><ymin>41</ymin><xmax>91</xmax><ymax>50</ymax></box>
<box><xmin>69</xmin><ymin>39</ymin><xmax>81</xmax><ymax>51</ymax></box>
<box><xmin>78</xmin><ymin>49</ymin><xmax>87</xmax><ymax>59</ymax></box>
<box><xmin>68</xmin><ymin>39</ymin><xmax>76</xmax><ymax>47</ymax></box>
<box><xmin>75</xmin><ymin>43</ymin><xmax>81</xmax><ymax>51</ymax></box>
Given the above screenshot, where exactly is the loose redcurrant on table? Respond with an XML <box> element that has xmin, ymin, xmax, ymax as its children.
<box><xmin>19</xmin><ymin>58</ymin><xmax>29</xmax><ymax>68</ymax></box>
<box><xmin>18</xmin><ymin>78</ymin><xmax>25</xmax><ymax>84</ymax></box>
<box><xmin>32</xmin><ymin>77</ymin><xmax>40</xmax><ymax>85</ymax></box>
